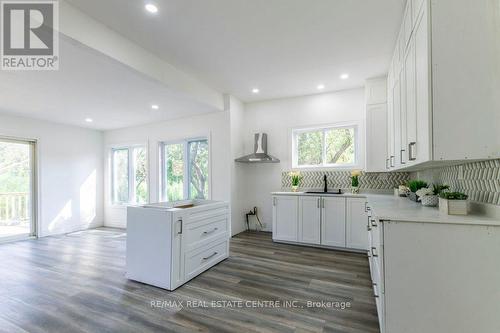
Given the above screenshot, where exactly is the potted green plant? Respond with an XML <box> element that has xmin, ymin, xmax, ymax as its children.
<box><xmin>351</xmin><ymin>170</ymin><xmax>361</xmax><ymax>194</ymax></box>
<box><xmin>289</xmin><ymin>171</ymin><xmax>302</xmax><ymax>192</ymax></box>
<box><xmin>439</xmin><ymin>192</ymin><xmax>469</xmax><ymax>215</ymax></box>
<box><xmin>407</xmin><ymin>180</ymin><xmax>428</xmax><ymax>202</ymax></box>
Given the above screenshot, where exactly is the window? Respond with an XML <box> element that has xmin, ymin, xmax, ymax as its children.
<box><xmin>292</xmin><ymin>124</ymin><xmax>358</xmax><ymax>168</ymax></box>
<box><xmin>160</xmin><ymin>138</ymin><xmax>209</xmax><ymax>201</ymax></box>
<box><xmin>111</xmin><ymin>146</ymin><xmax>148</xmax><ymax>204</ymax></box>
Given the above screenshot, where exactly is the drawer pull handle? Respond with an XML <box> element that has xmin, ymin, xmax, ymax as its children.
<box><xmin>177</xmin><ymin>218</ymin><xmax>183</xmax><ymax>235</ymax></box>
<box><xmin>371</xmin><ymin>247</ymin><xmax>378</xmax><ymax>257</ymax></box>
<box><xmin>203</xmin><ymin>227</ymin><xmax>218</xmax><ymax>235</ymax></box>
<box><xmin>203</xmin><ymin>252</ymin><xmax>218</xmax><ymax>260</ymax></box>
<box><xmin>371</xmin><ymin>219</ymin><xmax>377</xmax><ymax>227</ymax></box>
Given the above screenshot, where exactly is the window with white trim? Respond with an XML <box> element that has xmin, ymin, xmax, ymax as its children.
<box><xmin>160</xmin><ymin>138</ymin><xmax>209</xmax><ymax>201</ymax></box>
<box><xmin>292</xmin><ymin>124</ymin><xmax>358</xmax><ymax>168</ymax></box>
<box><xmin>111</xmin><ymin>146</ymin><xmax>148</xmax><ymax>204</ymax></box>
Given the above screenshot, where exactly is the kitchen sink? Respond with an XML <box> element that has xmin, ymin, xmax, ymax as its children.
<box><xmin>305</xmin><ymin>191</ymin><xmax>343</xmax><ymax>195</ymax></box>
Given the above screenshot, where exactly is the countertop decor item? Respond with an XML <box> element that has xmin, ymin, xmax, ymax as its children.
<box><xmin>351</xmin><ymin>170</ymin><xmax>361</xmax><ymax>194</ymax></box>
<box><xmin>407</xmin><ymin>180</ymin><xmax>428</xmax><ymax>202</ymax></box>
<box><xmin>439</xmin><ymin>192</ymin><xmax>469</xmax><ymax>215</ymax></box>
<box><xmin>289</xmin><ymin>171</ymin><xmax>302</xmax><ymax>192</ymax></box>
<box><xmin>416</xmin><ymin>187</ymin><xmax>438</xmax><ymax>207</ymax></box>
<box><xmin>395</xmin><ymin>185</ymin><xmax>410</xmax><ymax>197</ymax></box>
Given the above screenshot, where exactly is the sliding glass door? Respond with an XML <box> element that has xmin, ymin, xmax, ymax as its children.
<box><xmin>0</xmin><ymin>138</ymin><xmax>36</xmax><ymax>241</ymax></box>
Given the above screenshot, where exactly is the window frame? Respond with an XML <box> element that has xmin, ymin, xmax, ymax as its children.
<box><xmin>110</xmin><ymin>144</ymin><xmax>149</xmax><ymax>206</ymax></box>
<box><xmin>159</xmin><ymin>136</ymin><xmax>211</xmax><ymax>202</ymax></box>
<box><xmin>291</xmin><ymin>123</ymin><xmax>360</xmax><ymax>170</ymax></box>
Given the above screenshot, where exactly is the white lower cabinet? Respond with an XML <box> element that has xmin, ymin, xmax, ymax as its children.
<box><xmin>346</xmin><ymin>198</ymin><xmax>370</xmax><ymax>250</ymax></box>
<box><xmin>298</xmin><ymin>196</ymin><xmax>321</xmax><ymax>244</ymax></box>
<box><xmin>321</xmin><ymin>197</ymin><xmax>346</xmax><ymax>247</ymax></box>
<box><xmin>367</xmin><ymin>209</ymin><xmax>500</xmax><ymax>333</ymax></box>
<box><xmin>272</xmin><ymin>195</ymin><xmax>299</xmax><ymax>242</ymax></box>
<box><xmin>273</xmin><ymin>194</ymin><xmax>368</xmax><ymax>251</ymax></box>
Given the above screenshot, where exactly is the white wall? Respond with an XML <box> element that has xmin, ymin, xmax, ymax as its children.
<box><xmin>228</xmin><ymin>95</ymin><xmax>247</xmax><ymax>235</ymax></box>
<box><xmin>103</xmin><ymin>111</ymin><xmax>232</xmax><ymax>230</ymax></box>
<box><xmin>242</xmin><ymin>88</ymin><xmax>366</xmax><ymax>231</ymax></box>
<box><xmin>0</xmin><ymin>114</ymin><xmax>104</xmax><ymax>237</ymax></box>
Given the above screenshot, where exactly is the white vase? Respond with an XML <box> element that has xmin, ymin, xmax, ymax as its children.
<box><xmin>421</xmin><ymin>195</ymin><xmax>438</xmax><ymax>207</ymax></box>
<box><xmin>351</xmin><ymin>186</ymin><xmax>359</xmax><ymax>194</ymax></box>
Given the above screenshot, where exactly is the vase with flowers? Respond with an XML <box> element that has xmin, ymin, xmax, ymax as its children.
<box><xmin>289</xmin><ymin>171</ymin><xmax>302</xmax><ymax>192</ymax></box>
<box><xmin>351</xmin><ymin>170</ymin><xmax>361</xmax><ymax>194</ymax></box>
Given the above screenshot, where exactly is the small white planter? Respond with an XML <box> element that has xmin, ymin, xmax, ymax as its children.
<box><xmin>439</xmin><ymin>198</ymin><xmax>468</xmax><ymax>215</ymax></box>
<box><xmin>421</xmin><ymin>195</ymin><xmax>439</xmax><ymax>207</ymax></box>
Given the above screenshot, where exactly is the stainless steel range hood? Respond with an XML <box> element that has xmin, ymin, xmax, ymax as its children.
<box><xmin>235</xmin><ymin>133</ymin><xmax>280</xmax><ymax>163</ymax></box>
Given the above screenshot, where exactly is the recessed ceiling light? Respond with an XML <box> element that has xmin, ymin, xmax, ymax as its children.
<box><xmin>85</xmin><ymin>118</ymin><xmax>93</xmax><ymax>123</ymax></box>
<box><xmin>252</xmin><ymin>88</ymin><xmax>260</xmax><ymax>94</ymax></box>
<box><xmin>145</xmin><ymin>3</ymin><xmax>158</xmax><ymax>13</ymax></box>
<box><xmin>151</xmin><ymin>104</ymin><xmax>159</xmax><ymax>110</ymax></box>
<box><xmin>317</xmin><ymin>84</ymin><xmax>325</xmax><ymax>90</ymax></box>
<box><xmin>340</xmin><ymin>73</ymin><xmax>349</xmax><ymax>80</ymax></box>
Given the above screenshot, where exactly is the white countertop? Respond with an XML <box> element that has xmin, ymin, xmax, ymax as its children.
<box><xmin>271</xmin><ymin>191</ymin><xmax>368</xmax><ymax>199</ymax></box>
<box><xmin>365</xmin><ymin>194</ymin><xmax>500</xmax><ymax>226</ymax></box>
<box><xmin>272</xmin><ymin>191</ymin><xmax>500</xmax><ymax>226</ymax></box>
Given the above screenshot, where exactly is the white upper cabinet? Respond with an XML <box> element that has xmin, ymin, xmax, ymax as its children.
<box><xmin>365</xmin><ymin>78</ymin><xmax>387</xmax><ymax>105</ymax></box>
<box><xmin>402</xmin><ymin>0</ymin><xmax>413</xmax><ymax>50</ymax></box>
<box><xmin>414</xmin><ymin>5</ymin><xmax>431</xmax><ymax>164</ymax></box>
<box><xmin>366</xmin><ymin>103</ymin><xmax>388</xmax><ymax>172</ymax></box>
<box><xmin>365</xmin><ymin>78</ymin><xmax>388</xmax><ymax>172</ymax></box>
<box><xmin>298</xmin><ymin>196</ymin><xmax>321</xmax><ymax>244</ymax></box>
<box><xmin>404</xmin><ymin>35</ymin><xmax>417</xmax><ymax>164</ymax></box>
<box><xmin>383</xmin><ymin>0</ymin><xmax>500</xmax><ymax>171</ymax></box>
<box><xmin>272</xmin><ymin>196</ymin><xmax>298</xmax><ymax>242</ymax></box>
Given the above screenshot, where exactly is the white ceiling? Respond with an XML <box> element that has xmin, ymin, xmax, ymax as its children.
<box><xmin>0</xmin><ymin>36</ymin><xmax>217</xmax><ymax>131</ymax></box>
<box><xmin>66</xmin><ymin>0</ymin><xmax>406</xmax><ymax>102</ymax></box>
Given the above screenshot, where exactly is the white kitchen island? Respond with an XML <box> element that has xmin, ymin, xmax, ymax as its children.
<box><xmin>126</xmin><ymin>200</ymin><xmax>230</xmax><ymax>290</ymax></box>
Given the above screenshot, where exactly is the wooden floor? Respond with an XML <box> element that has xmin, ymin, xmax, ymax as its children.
<box><xmin>0</xmin><ymin>228</ymin><xmax>379</xmax><ymax>333</ymax></box>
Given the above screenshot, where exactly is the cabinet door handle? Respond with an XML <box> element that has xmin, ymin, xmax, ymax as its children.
<box><xmin>373</xmin><ymin>283</ymin><xmax>380</xmax><ymax>298</ymax></box>
<box><xmin>203</xmin><ymin>227</ymin><xmax>218</xmax><ymax>235</ymax></box>
<box><xmin>177</xmin><ymin>218</ymin><xmax>183</xmax><ymax>235</ymax></box>
<box><xmin>371</xmin><ymin>247</ymin><xmax>378</xmax><ymax>257</ymax></box>
<box><xmin>202</xmin><ymin>252</ymin><xmax>218</xmax><ymax>260</ymax></box>
<box><xmin>400</xmin><ymin>149</ymin><xmax>406</xmax><ymax>164</ymax></box>
<box><xmin>273</xmin><ymin>197</ymin><xmax>276</xmax><ymax>206</ymax></box>
<box><xmin>408</xmin><ymin>142</ymin><xmax>417</xmax><ymax>161</ymax></box>
<box><xmin>371</xmin><ymin>219</ymin><xmax>377</xmax><ymax>227</ymax></box>
<box><xmin>321</xmin><ymin>198</ymin><xmax>325</xmax><ymax>209</ymax></box>
<box><xmin>317</xmin><ymin>198</ymin><xmax>320</xmax><ymax>208</ymax></box>
<box><xmin>386</xmin><ymin>158</ymin><xmax>390</xmax><ymax>169</ymax></box>
<box><xmin>390</xmin><ymin>156</ymin><xmax>395</xmax><ymax>167</ymax></box>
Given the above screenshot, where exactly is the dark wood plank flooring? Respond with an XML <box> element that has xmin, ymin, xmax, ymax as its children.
<box><xmin>0</xmin><ymin>228</ymin><xmax>379</xmax><ymax>333</ymax></box>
